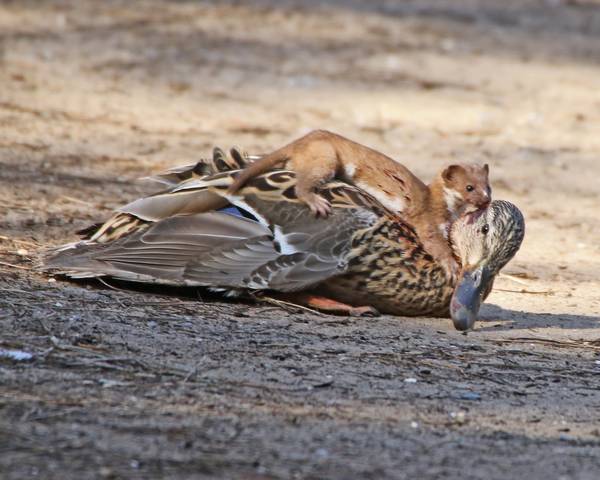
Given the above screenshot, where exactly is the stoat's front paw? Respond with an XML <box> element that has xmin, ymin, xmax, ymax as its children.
<box><xmin>303</xmin><ymin>193</ymin><xmax>332</xmax><ymax>218</ymax></box>
<box><xmin>440</xmin><ymin>257</ymin><xmax>460</xmax><ymax>282</ymax></box>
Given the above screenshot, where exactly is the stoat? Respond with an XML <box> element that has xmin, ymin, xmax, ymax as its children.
<box><xmin>229</xmin><ymin>130</ymin><xmax>491</xmax><ymax>277</ymax></box>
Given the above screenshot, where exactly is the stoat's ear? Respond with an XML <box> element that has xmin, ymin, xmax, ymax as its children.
<box><xmin>442</xmin><ymin>164</ymin><xmax>462</xmax><ymax>182</ymax></box>
<box><xmin>483</xmin><ymin>163</ymin><xmax>489</xmax><ymax>174</ymax></box>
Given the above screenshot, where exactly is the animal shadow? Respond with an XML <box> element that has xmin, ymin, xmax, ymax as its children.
<box><xmin>477</xmin><ymin>303</ymin><xmax>600</xmax><ymax>331</ymax></box>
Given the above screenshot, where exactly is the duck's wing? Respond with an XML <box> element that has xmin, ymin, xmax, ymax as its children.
<box><xmin>45</xmin><ymin>207</ymin><xmax>366</xmax><ymax>291</ymax></box>
<box><xmin>44</xmin><ymin>168</ymin><xmax>384</xmax><ymax>292</ymax></box>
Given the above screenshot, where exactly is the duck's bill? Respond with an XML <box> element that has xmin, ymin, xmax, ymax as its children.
<box><xmin>450</xmin><ymin>264</ymin><xmax>493</xmax><ymax>331</ymax></box>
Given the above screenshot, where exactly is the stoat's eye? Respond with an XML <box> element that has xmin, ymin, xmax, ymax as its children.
<box><xmin>466</xmin><ymin>185</ymin><xmax>474</xmax><ymax>192</ymax></box>
<box><xmin>481</xmin><ymin>224</ymin><xmax>489</xmax><ymax>235</ymax></box>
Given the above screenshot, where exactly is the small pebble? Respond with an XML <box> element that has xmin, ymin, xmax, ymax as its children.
<box><xmin>99</xmin><ymin>467</ymin><xmax>113</xmax><ymax>478</ymax></box>
<box><xmin>459</xmin><ymin>391</ymin><xmax>481</xmax><ymax>401</ymax></box>
<box><xmin>314</xmin><ymin>448</ymin><xmax>329</xmax><ymax>459</ymax></box>
<box><xmin>0</xmin><ymin>348</ymin><xmax>33</xmax><ymax>361</ymax></box>
<box><xmin>404</xmin><ymin>377</ymin><xmax>417</xmax><ymax>383</ymax></box>
<box><xmin>449</xmin><ymin>411</ymin><xmax>467</xmax><ymax>424</ymax></box>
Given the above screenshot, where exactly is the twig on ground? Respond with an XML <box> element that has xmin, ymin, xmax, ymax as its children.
<box><xmin>495</xmin><ymin>288</ymin><xmax>553</xmax><ymax>295</ymax></box>
<box><xmin>498</xmin><ymin>273</ymin><xmax>534</xmax><ymax>285</ymax></box>
<box><xmin>182</xmin><ymin>355</ymin><xmax>209</xmax><ymax>383</ymax></box>
<box><xmin>491</xmin><ymin>336</ymin><xmax>600</xmax><ymax>351</ymax></box>
<box><xmin>58</xmin><ymin>195</ymin><xmax>97</xmax><ymax>207</ymax></box>
<box><xmin>0</xmin><ymin>235</ymin><xmax>40</xmax><ymax>248</ymax></box>
<box><xmin>258</xmin><ymin>295</ymin><xmax>323</xmax><ymax>316</ymax></box>
<box><xmin>0</xmin><ymin>260</ymin><xmax>31</xmax><ymax>271</ymax></box>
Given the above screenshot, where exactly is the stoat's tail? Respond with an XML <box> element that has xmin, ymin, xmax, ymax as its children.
<box><xmin>228</xmin><ymin>148</ymin><xmax>289</xmax><ymax>193</ymax></box>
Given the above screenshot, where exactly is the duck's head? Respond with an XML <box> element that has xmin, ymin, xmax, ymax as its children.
<box><xmin>449</xmin><ymin>200</ymin><xmax>525</xmax><ymax>331</ymax></box>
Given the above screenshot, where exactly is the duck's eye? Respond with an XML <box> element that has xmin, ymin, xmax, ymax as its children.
<box><xmin>481</xmin><ymin>224</ymin><xmax>489</xmax><ymax>235</ymax></box>
<box><xmin>466</xmin><ymin>185</ymin><xmax>474</xmax><ymax>192</ymax></box>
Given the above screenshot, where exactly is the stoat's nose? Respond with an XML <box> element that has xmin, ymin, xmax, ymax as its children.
<box><xmin>479</xmin><ymin>189</ymin><xmax>491</xmax><ymax>207</ymax></box>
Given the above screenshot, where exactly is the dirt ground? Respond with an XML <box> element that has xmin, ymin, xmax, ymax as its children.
<box><xmin>1</xmin><ymin>1</ymin><xmax>600</xmax><ymax>478</ymax></box>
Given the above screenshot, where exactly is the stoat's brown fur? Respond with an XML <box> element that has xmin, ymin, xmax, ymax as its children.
<box><xmin>229</xmin><ymin>130</ymin><xmax>491</xmax><ymax>277</ymax></box>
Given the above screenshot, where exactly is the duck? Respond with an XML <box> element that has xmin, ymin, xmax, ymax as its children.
<box><xmin>43</xmin><ymin>148</ymin><xmax>525</xmax><ymax>330</ymax></box>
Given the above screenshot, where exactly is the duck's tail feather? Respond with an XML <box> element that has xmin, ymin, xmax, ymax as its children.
<box><xmin>142</xmin><ymin>146</ymin><xmax>256</xmax><ymax>186</ymax></box>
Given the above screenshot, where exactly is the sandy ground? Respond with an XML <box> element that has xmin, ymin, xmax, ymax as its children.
<box><xmin>1</xmin><ymin>1</ymin><xmax>600</xmax><ymax>478</ymax></box>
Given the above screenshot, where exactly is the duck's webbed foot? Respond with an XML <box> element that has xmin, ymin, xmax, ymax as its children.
<box><xmin>271</xmin><ymin>292</ymin><xmax>380</xmax><ymax>317</ymax></box>
<box><xmin>306</xmin><ymin>295</ymin><xmax>380</xmax><ymax>317</ymax></box>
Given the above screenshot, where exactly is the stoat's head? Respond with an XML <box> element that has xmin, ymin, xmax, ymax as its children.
<box><xmin>441</xmin><ymin>163</ymin><xmax>491</xmax><ymax>214</ymax></box>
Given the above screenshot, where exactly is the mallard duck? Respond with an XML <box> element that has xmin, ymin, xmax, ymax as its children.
<box><xmin>44</xmin><ymin>148</ymin><xmax>525</xmax><ymax>330</ymax></box>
